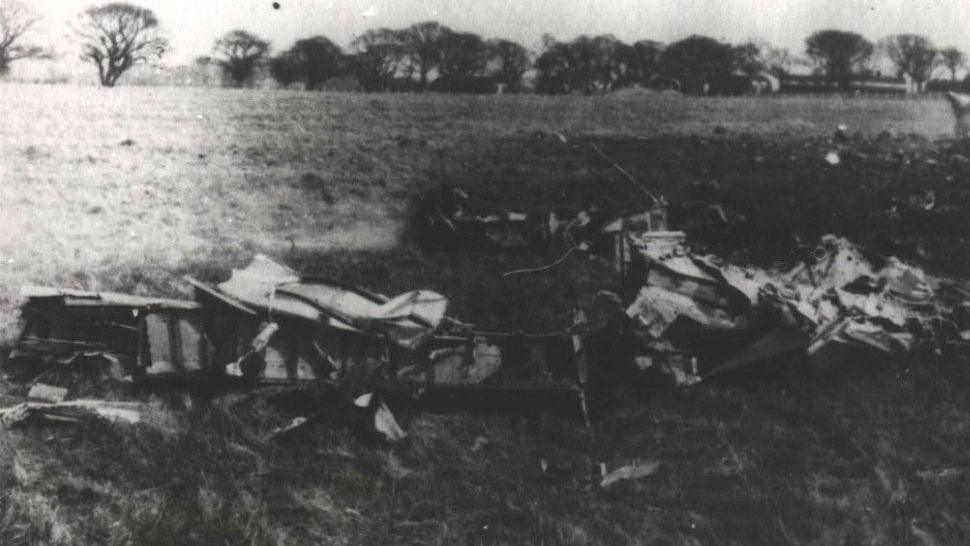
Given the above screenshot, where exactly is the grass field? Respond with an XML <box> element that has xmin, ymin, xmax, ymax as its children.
<box><xmin>0</xmin><ymin>85</ymin><xmax>958</xmax><ymax>334</ymax></box>
<box><xmin>1</xmin><ymin>84</ymin><xmax>969</xmax><ymax>545</ymax></box>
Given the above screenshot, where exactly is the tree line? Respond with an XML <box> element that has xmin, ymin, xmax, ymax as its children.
<box><xmin>1</xmin><ymin>0</ymin><xmax>968</xmax><ymax>93</ymax></box>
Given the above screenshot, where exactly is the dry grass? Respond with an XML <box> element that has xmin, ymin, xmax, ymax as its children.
<box><xmin>1</xmin><ymin>83</ymin><xmax>970</xmax><ymax>544</ymax></box>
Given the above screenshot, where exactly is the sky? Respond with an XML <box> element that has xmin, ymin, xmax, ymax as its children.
<box><xmin>16</xmin><ymin>0</ymin><xmax>970</xmax><ymax>66</ymax></box>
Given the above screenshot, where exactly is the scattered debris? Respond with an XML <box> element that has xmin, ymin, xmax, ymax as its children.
<box><xmin>539</xmin><ymin>456</ymin><xmax>576</xmax><ymax>483</ymax></box>
<box><xmin>5</xmin><ymin>253</ymin><xmax>596</xmax><ymax>439</ymax></box>
<box><xmin>372</xmin><ymin>400</ymin><xmax>407</xmax><ymax>443</ymax></box>
<box><xmin>834</xmin><ymin>124</ymin><xmax>849</xmax><ymax>141</ymax></box>
<box><xmin>409</xmin><ymin>185</ymin><xmax>531</xmax><ymax>249</ymax></box>
<box><xmin>599</xmin><ymin>460</ymin><xmax>662</xmax><ymax>489</ymax></box>
<box><xmin>6</xmin><ymin>195</ymin><xmax>969</xmax><ymax>439</ymax></box>
<box><xmin>268</xmin><ymin>416</ymin><xmax>310</xmax><ymax>441</ymax></box>
<box><xmin>904</xmin><ymin>190</ymin><xmax>936</xmax><ymax>212</ymax></box>
<box><xmin>618</xmin><ymin>231</ymin><xmax>965</xmax><ymax>383</ymax></box>
<box><xmin>0</xmin><ymin>400</ymin><xmax>144</xmax><ymax>428</ymax></box>
<box><xmin>411</xmin><ymin>184</ymin><xmax>676</xmax><ymax>278</ymax></box>
<box><xmin>916</xmin><ymin>467</ymin><xmax>966</xmax><ymax>483</ymax></box>
<box><xmin>27</xmin><ymin>384</ymin><xmax>68</xmax><ymax>403</ymax></box>
<box><xmin>597</xmin><ymin>203</ymin><xmax>678</xmax><ymax>276</ymax></box>
<box><xmin>470</xmin><ymin>436</ymin><xmax>490</xmax><ymax>452</ymax></box>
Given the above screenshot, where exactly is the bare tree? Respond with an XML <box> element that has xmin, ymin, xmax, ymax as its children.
<box><xmin>732</xmin><ymin>41</ymin><xmax>765</xmax><ymax>76</ymax></box>
<box><xmin>486</xmin><ymin>38</ymin><xmax>530</xmax><ymax>91</ymax></box>
<box><xmin>400</xmin><ymin>21</ymin><xmax>450</xmax><ymax>90</ymax></box>
<box><xmin>939</xmin><ymin>47</ymin><xmax>966</xmax><ymax>82</ymax></box>
<box><xmin>760</xmin><ymin>43</ymin><xmax>793</xmax><ymax>78</ymax></box>
<box><xmin>212</xmin><ymin>29</ymin><xmax>270</xmax><ymax>87</ymax></box>
<box><xmin>0</xmin><ymin>0</ymin><xmax>45</xmax><ymax>75</ymax></box>
<box><xmin>881</xmin><ymin>34</ymin><xmax>937</xmax><ymax>91</ymax></box>
<box><xmin>734</xmin><ymin>39</ymin><xmax>791</xmax><ymax>78</ymax></box>
<box><xmin>350</xmin><ymin>27</ymin><xmax>406</xmax><ymax>92</ymax></box>
<box><xmin>805</xmin><ymin>30</ymin><xmax>873</xmax><ymax>91</ymax></box>
<box><xmin>76</xmin><ymin>3</ymin><xmax>167</xmax><ymax>87</ymax></box>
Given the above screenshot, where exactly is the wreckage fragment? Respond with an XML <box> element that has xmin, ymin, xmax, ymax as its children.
<box><xmin>807</xmin><ymin>317</ymin><xmax>915</xmax><ymax>369</ymax></box>
<box><xmin>217</xmin><ymin>255</ymin><xmax>448</xmax><ymax>351</ymax></box>
<box><xmin>12</xmin><ymin>286</ymin><xmax>212</xmax><ymax>381</ymax></box>
<box><xmin>409</xmin><ymin>185</ymin><xmax>532</xmax><ymax>249</ymax></box>
<box><xmin>27</xmin><ymin>384</ymin><xmax>68</xmax><ymax>403</ymax></box>
<box><xmin>599</xmin><ymin>460</ymin><xmax>662</xmax><ymax>489</ymax></box>
<box><xmin>0</xmin><ymin>400</ymin><xmax>144</xmax><ymax>428</ymax></box>
<box><xmin>614</xmin><ymin>229</ymin><xmax>962</xmax><ymax>383</ymax></box>
<box><xmin>197</xmin><ymin>256</ymin><xmax>589</xmax><ymax>418</ymax></box>
<box><xmin>355</xmin><ymin>393</ymin><xmax>407</xmax><ymax>443</ymax></box>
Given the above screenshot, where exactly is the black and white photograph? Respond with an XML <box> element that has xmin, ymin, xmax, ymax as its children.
<box><xmin>2</xmin><ymin>0</ymin><xmax>970</xmax><ymax>544</ymax></box>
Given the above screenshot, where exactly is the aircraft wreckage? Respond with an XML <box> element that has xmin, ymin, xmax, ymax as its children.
<box><xmin>4</xmin><ymin>193</ymin><xmax>970</xmax><ymax>434</ymax></box>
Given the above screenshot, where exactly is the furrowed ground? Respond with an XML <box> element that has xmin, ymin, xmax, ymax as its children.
<box><xmin>1</xmin><ymin>84</ymin><xmax>969</xmax><ymax>545</ymax></box>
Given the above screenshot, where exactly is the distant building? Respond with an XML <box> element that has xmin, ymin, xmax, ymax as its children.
<box><xmin>706</xmin><ymin>71</ymin><xmax>780</xmax><ymax>96</ymax></box>
<box><xmin>429</xmin><ymin>76</ymin><xmax>498</xmax><ymax>94</ymax></box>
<box><xmin>779</xmin><ymin>74</ymin><xmax>910</xmax><ymax>95</ymax></box>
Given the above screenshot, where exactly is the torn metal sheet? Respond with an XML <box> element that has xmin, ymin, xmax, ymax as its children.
<box><xmin>617</xmin><ymin>230</ymin><xmax>962</xmax><ymax>380</ymax></box>
<box><xmin>0</xmin><ymin>400</ymin><xmax>144</xmax><ymax>428</ymax></box>
<box><xmin>597</xmin><ymin>203</ymin><xmax>674</xmax><ymax>275</ymax></box>
<box><xmin>19</xmin><ymin>286</ymin><xmax>200</xmax><ymax>311</ymax></box>
<box><xmin>353</xmin><ymin>393</ymin><xmax>406</xmax><ymax>442</ymax></box>
<box><xmin>27</xmin><ymin>384</ymin><xmax>68</xmax><ymax>403</ymax></box>
<box><xmin>782</xmin><ymin>235</ymin><xmax>874</xmax><ymax>290</ymax></box>
<box><xmin>630</xmin><ymin>241</ymin><xmax>751</xmax><ymax>313</ymax></box>
<box><xmin>184</xmin><ymin>275</ymin><xmax>258</xmax><ymax>316</ymax></box>
<box><xmin>808</xmin><ymin>318</ymin><xmax>915</xmax><ymax>368</ymax></box>
<box><xmin>626</xmin><ymin>285</ymin><xmax>742</xmax><ymax>338</ymax></box>
<box><xmin>201</xmin><ymin>292</ymin><xmax>379</xmax><ymax>384</ymax></box>
<box><xmin>373</xmin><ymin>400</ymin><xmax>407</xmax><ymax>443</ymax></box>
<box><xmin>879</xmin><ymin>258</ymin><xmax>932</xmax><ymax>296</ymax></box>
<box><xmin>599</xmin><ymin>460</ymin><xmax>662</xmax><ymax>489</ymax></box>
<box><xmin>218</xmin><ymin>255</ymin><xmax>447</xmax><ymax>350</ymax></box>
<box><xmin>268</xmin><ymin>416</ymin><xmax>310</xmax><ymax>441</ymax></box>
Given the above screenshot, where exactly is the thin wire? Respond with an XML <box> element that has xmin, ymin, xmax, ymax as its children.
<box><xmin>588</xmin><ymin>142</ymin><xmax>659</xmax><ymax>204</ymax></box>
<box><xmin>502</xmin><ymin>247</ymin><xmax>578</xmax><ymax>278</ymax></box>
